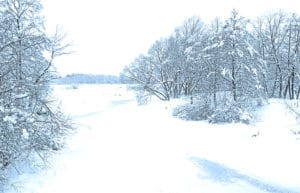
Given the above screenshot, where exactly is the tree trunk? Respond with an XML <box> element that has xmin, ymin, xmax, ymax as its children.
<box><xmin>231</xmin><ymin>57</ymin><xmax>237</xmax><ymax>101</ymax></box>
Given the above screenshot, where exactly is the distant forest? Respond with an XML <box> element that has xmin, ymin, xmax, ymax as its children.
<box><xmin>56</xmin><ymin>74</ymin><xmax>121</xmax><ymax>84</ymax></box>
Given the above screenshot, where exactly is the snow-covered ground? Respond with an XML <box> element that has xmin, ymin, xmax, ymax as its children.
<box><xmin>5</xmin><ymin>84</ymin><xmax>300</xmax><ymax>193</ymax></box>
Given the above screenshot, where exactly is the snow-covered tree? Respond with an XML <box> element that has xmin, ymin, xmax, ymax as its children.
<box><xmin>0</xmin><ymin>0</ymin><xmax>71</xmax><ymax>173</ymax></box>
<box><xmin>202</xmin><ymin>17</ymin><xmax>224</xmax><ymax>107</ymax></box>
<box><xmin>123</xmin><ymin>54</ymin><xmax>168</xmax><ymax>100</ymax></box>
<box><xmin>252</xmin><ymin>11</ymin><xmax>300</xmax><ymax>99</ymax></box>
<box><xmin>124</xmin><ymin>17</ymin><xmax>207</xmax><ymax>101</ymax></box>
<box><xmin>282</xmin><ymin>13</ymin><xmax>300</xmax><ymax>99</ymax></box>
<box><xmin>174</xmin><ymin>17</ymin><xmax>206</xmax><ymax>96</ymax></box>
<box><xmin>220</xmin><ymin>9</ymin><xmax>265</xmax><ymax>102</ymax></box>
<box><xmin>254</xmin><ymin>11</ymin><xmax>288</xmax><ymax>98</ymax></box>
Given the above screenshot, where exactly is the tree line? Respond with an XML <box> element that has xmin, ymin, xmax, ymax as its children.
<box><xmin>0</xmin><ymin>0</ymin><xmax>71</xmax><ymax>186</ymax></box>
<box><xmin>123</xmin><ymin>10</ymin><xmax>300</xmax><ymax>107</ymax></box>
<box><xmin>56</xmin><ymin>74</ymin><xmax>120</xmax><ymax>84</ymax></box>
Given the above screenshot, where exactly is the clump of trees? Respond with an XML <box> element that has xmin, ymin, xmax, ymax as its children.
<box><xmin>123</xmin><ymin>10</ymin><xmax>300</xmax><ymax>123</ymax></box>
<box><xmin>0</xmin><ymin>0</ymin><xmax>72</xmax><ymax>187</ymax></box>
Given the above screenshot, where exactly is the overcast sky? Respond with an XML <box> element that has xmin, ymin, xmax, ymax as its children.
<box><xmin>42</xmin><ymin>0</ymin><xmax>300</xmax><ymax>76</ymax></box>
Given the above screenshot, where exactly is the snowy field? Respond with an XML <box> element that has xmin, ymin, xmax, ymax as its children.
<box><xmin>5</xmin><ymin>84</ymin><xmax>300</xmax><ymax>193</ymax></box>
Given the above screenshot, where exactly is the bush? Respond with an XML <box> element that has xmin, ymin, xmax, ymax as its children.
<box><xmin>173</xmin><ymin>97</ymin><xmax>212</xmax><ymax>121</ymax></box>
<box><xmin>208</xmin><ymin>104</ymin><xmax>252</xmax><ymax>124</ymax></box>
<box><xmin>173</xmin><ymin>95</ymin><xmax>259</xmax><ymax>124</ymax></box>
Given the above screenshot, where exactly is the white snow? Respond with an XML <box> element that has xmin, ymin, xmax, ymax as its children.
<box><xmin>237</xmin><ymin>49</ymin><xmax>244</xmax><ymax>57</ymax></box>
<box><xmin>3</xmin><ymin>115</ymin><xmax>17</xmax><ymax>124</ymax></box>
<box><xmin>221</xmin><ymin>68</ymin><xmax>229</xmax><ymax>77</ymax></box>
<box><xmin>5</xmin><ymin>84</ymin><xmax>300</xmax><ymax>193</ymax></box>
<box><xmin>219</xmin><ymin>40</ymin><xmax>224</xmax><ymax>47</ymax></box>
<box><xmin>184</xmin><ymin>46</ymin><xmax>193</xmax><ymax>55</ymax></box>
<box><xmin>22</xmin><ymin>129</ymin><xmax>29</xmax><ymax>139</ymax></box>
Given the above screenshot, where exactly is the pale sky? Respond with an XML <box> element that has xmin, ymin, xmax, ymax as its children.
<box><xmin>42</xmin><ymin>0</ymin><xmax>300</xmax><ymax>76</ymax></box>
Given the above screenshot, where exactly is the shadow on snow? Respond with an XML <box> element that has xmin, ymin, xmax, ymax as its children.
<box><xmin>190</xmin><ymin>157</ymin><xmax>299</xmax><ymax>193</ymax></box>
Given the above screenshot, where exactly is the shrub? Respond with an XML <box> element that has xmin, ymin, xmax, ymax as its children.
<box><xmin>173</xmin><ymin>95</ymin><xmax>260</xmax><ymax>124</ymax></box>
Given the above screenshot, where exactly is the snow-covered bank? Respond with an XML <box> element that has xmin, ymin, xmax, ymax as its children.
<box><xmin>5</xmin><ymin>85</ymin><xmax>300</xmax><ymax>193</ymax></box>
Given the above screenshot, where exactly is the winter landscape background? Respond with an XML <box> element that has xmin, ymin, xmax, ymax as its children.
<box><xmin>1</xmin><ymin>0</ymin><xmax>300</xmax><ymax>192</ymax></box>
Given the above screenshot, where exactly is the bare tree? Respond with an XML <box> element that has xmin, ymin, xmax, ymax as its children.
<box><xmin>202</xmin><ymin>17</ymin><xmax>224</xmax><ymax>107</ymax></box>
<box><xmin>174</xmin><ymin>16</ymin><xmax>206</xmax><ymax>96</ymax></box>
<box><xmin>283</xmin><ymin>14</ymin><xmax>300</xmax><ymax>99</ymax></box>
<box><xmin>262</xmin><ymin>11</ymin><xmax>287</xmax><ymax>97</ymax></box>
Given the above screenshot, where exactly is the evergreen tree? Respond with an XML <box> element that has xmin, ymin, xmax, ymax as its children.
<box><xmin>220</xmin><ymin>9</ymin><xmax>265</xmax><ymax>102</ymax></box>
